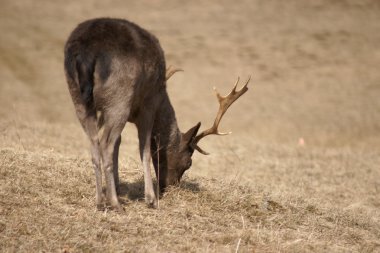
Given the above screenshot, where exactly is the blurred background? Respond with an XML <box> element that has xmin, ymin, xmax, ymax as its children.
<box><xmin>1</xmin><ymin>0</ymin><xmax>379</xmax><ymax>177</ymax></box>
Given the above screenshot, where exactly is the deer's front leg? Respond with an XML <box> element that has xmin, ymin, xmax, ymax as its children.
<box><xmin>113</xmin><ymin>135</ymin><xmax>122</xmax><ymax>194</ymax></box>
<box><xmin>137</xmin><ymin>117</ymin><xmax>157</xmax><ymax>208</ymax></box>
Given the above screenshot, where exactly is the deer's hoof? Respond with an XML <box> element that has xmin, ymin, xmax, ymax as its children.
<box><xmin>96</xmin><ymin>204</ymin><xmax>106</xmax><ymax>211</ymax></box>
<box><xmin>110</xmin><ymin>203</ymin><xmax>125</xmax><ymax>213</ymax></box>
<box><xmin>115</xmin><ymin>205</ymin><xmax>125</xmax><ymax>213</ymax></box>
<box><xmin>145</xmin><ymin>195</ymin><xmax>158</xmax><ymax>209</ymax></box>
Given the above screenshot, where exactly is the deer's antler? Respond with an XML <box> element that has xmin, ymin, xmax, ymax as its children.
<box><xmin>191</xmin><ymin>76</ymin><xmax>250</xmax><ymax>155</ymax></box>
<box><xmin>166</xmin><ymin>65</ymin><xmax>183</xmax><ymax>80</ymax></box>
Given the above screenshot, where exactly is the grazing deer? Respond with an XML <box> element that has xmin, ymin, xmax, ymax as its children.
<box><xmin>64</xmin><ymin>18</ymin><xmax>249</xmax><ymax>210</ymax></box>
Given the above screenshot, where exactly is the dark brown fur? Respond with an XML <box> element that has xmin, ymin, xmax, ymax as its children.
<box><xmin>64</xmin><ymin>18</ymin><xmax>200</xmax><ymax>209</ymax></box>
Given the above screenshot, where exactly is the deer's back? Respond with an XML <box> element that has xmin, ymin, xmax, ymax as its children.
<box><xmin>64</xmin><ymin>18</ymin><xmax>166</xmax><ymax>121</ymax></box>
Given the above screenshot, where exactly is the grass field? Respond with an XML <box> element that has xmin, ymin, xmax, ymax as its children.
<box><xmin>1</xmin><ymin>0</ymin><xmax>380</xmax><ymax>252</ymax></box>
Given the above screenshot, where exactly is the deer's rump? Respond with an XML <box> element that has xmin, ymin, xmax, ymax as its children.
<box><xmin>64</xmin><ymin>18</ymin><xmax>166</xmax><ymax>111</ymax></box>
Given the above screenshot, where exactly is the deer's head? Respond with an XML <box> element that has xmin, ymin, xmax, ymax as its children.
<box><xmin>153</xmin><ymin>66</ymin><xmax>250</xmax><ymax>191</ymax></box>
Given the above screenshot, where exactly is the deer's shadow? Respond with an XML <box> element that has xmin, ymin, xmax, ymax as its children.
<box><xmin>118</xmin><ymin>178</ymin><xmax>201</xmax><ymax>201</ymax></box>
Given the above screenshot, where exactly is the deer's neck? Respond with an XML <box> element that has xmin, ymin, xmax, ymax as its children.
<box><xmin>152</xmin><ymin>91</ymin><xmax>181</xmax><ymax>151</ymax></box>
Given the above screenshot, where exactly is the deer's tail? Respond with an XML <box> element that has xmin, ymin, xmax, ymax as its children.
<box><xmin>64</xmin><ymin>49</ymin><xmax>96</xmax><ymax>107</ymax></box>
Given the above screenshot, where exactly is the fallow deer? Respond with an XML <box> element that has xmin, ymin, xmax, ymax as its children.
<box><xmin>64</xmin><ymin>18</ymin><xmax>249</xmax><ymax>210</ymax></box>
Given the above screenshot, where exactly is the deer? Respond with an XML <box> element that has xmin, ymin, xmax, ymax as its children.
<box><xmin>64</xmin><ymin>18</ymin><xmax>249</xmax><ymax>211</ymax></box>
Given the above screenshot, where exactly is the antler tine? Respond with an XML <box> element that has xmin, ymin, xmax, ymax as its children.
<box><xmin>193</xmin><ymin>145</ymin><xmax>210</xmax><ymax>155</ymax></box>
<box><xmin>192</xmin><ymin>76</ymin><xmax>250</xmax><ymax>155</ymax></box>
<box><xmin>214</xmin><ymin>77</ymin><xmax>241</xmax><ymax>103</ymax></box>
<box><xmin>166</xmin><ymin>65</ymin><xmax>183</xmax><ymax>80</ymax></box>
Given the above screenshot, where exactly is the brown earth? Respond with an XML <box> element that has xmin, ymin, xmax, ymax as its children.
<box><xmin>0</xmin><ymin>0</ymin><xmax>380</xmax><ymax>252</ymax></box>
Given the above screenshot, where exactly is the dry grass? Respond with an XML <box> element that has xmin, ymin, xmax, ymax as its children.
<box><xmin>1</xmin><ymin>0</ymin><xmax>380</xmax><ymax>252</ymax></box>
<box><xmin>1</xmin><ymin>146</ymin><xmax>379</xmax><ymax>252</ymax></box>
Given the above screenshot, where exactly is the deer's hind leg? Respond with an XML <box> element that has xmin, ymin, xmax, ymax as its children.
<box><xmin>74</xmin><ymin>104</ymin><xmax>104</xmax><ymax>210</ymax></box>
<box><xmin>99</xmin><ymin>108</ymin><xmax>129</xmax><ymax>211</ymax></box>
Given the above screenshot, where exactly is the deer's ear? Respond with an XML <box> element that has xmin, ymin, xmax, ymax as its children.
<box><xmin>182</xmin><ymin>122</ymin><xmax>201</xmax><ymax>145</ymax></box>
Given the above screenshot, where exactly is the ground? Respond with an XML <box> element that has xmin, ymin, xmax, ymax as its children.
<box><xmin>0</xmin><ymin>0</ymin><xmax>379</xmax><ymax>252</ymax></box>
